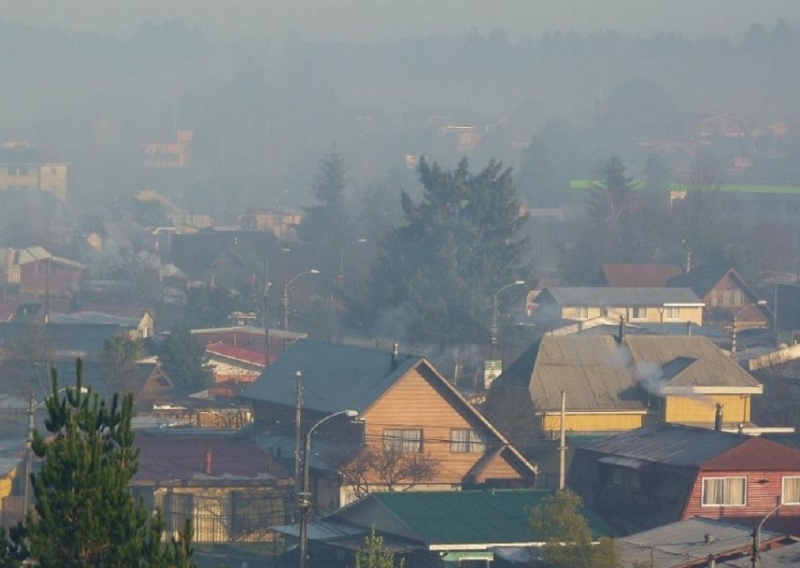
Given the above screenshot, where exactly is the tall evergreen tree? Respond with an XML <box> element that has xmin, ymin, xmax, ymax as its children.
<box><xmin>369</xmin><ymin>157</ymin><xmax>530</xmax><ymax>343</ymax></box>
<box><xmin>297</xmin><ymin>152</ymin><xmax>353</xmax><ymax>291</ymax></box>
<box><xmin>158</xmin><ymin>326</ymin><xmax>213</xmax><ymax>389</ymax></box>
<box><xmin>22</xmin><ymin>360</ymin><xmax>196</xmax><ymax>568</ymax></box>
<box><xmin>354</xmin><ymin>527</ymin><xmax>404</xmax><ymax>568</ymax></box>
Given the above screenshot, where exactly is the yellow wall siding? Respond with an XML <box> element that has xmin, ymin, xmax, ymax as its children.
<box><xmin>560</xmin><ymin>305</ymin><xmax>703</xmax><ymax>325</ymax></box>
<box><xmin>363</xmin><ymin>367</ymin><xmax>512</xmax><ymax>485</ymax></box>
<box><xmin>663</xmin><ymin>394</ymin><xmax>751</xmax><ymax>424</ymax></box>
<box><xmin>540</xmin><ymin>412</ymin><xmax>647</xmax><ymax>433</ymax></box>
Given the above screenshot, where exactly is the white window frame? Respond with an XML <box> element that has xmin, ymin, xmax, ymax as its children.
<box><xmin>450</xmin><ymin>429</ymin><xmax>486</xmax><ymax>453</ymax></box>
<box><xmin>701</xmin><ymin>476</ymin><xmax>747</xmax><ymax>507</ymax></box>
<box><xmin>572</xmin><ymin>306</ymin><xmax>589</xmax><ymax>319</ymax></box>
<box><xmin>631</xmin><ymin>307</ymin><xmax>648</xmax><ymax>320</ymax></box>
<box><xmin>383</xmin><ymin>429</ymin><xmax>422</xmax><ymax>453</ymax></box>
<box><xmin>782</xmin><ymin>476</ymin><xmax>800</xmax><ymax>505</ymax></box>
<box><xmin>665</xmin><ymin>306</ymin><xmax>681</xmax><ymax>319</ymax></box>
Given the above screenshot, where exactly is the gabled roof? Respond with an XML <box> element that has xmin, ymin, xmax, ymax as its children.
<box><xmin>325</xmin><ymin>490</ymin><xmax>609</xmax><ymax>547</ymax></box>
<box><xmin>240</xmin><ymin>340</ymin><xmax>420</xmax><ymax>414</ymax></box>
<box><xmin>495</xmin><ymin>334</ymin><xmax>762</xmax><ymax>412</ymax></box>
<box><xmin>600</xmin><ymin>264</ymin><xmax>684</xmax><ymax>287</ymax></box>
<box><xmin>539</xmin><ymin>287</ymin><xmax>704</xmax><ymax>307</ymax></box>
<box><xmin>702</xmin><ymin>436</ymin><xmax>800</xmax><ymax>471</ymax></box>
<box><xmin>668</xmin><ymin>264</ymin><xmax>730</xmax><ymax>297</ymax></box>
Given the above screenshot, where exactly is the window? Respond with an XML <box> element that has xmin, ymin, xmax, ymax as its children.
<box><xmin>572</xmin><ymin>306</ymin><xmax>588</xmax><ymax>319</ymax></box>
<box><xmin>630</xmin><ymin>472</ymin><xmax>642</xmax><ymax>490</ymax></box>
<box><xmin>451</xmin><ymin>429</ymin><xmax>486</xmax><ymax>453</ymax></box>
<box><xmin>665</xmin><ymin>307</ymin><xmax>681</xmax><ymax>319</ymax></box>
<box><xmin>702</xmin><ymin>476</ymin><xmax>746</xmax><ymax>506</ymax></box>
<box><xmin>632</xmin><ymin>307</ymin><xmax>648</xmax><ymax>319</ymax></box>
<box><xmin>783</xmin><ymin>477</ymin><xmax>800</xmax><ymax>504</ymax></box>
<box><xmin>383</xmin><ymin>429</ymin><xmax>422</xmax><ymax>453</ymax></box>
<box><xmin>611</xmin><ymin>467</ymin><xmax>623</xmax><ymax>486</ymax></box>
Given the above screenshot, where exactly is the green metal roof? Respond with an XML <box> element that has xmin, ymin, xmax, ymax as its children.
<box><xmin>332</xmin><ymin>490</ymin><xmax>612</xmax><ymax>546</ymax></box>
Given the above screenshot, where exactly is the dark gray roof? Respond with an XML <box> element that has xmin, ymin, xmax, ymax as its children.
<box><xmin>719</xmin><ymin>542</ymin><xmax>800</xmax><ymax>567</ymax></box>
<box><xmin>240</xmin><ymin>340</ymin><xmax>421</xmax><ymax>414</ymax></box>
<box><xmin>579</xmin><ymin>423</ymin><xmax>747</xmax><ymax>467</ymax></box>
<box><xmin>541</xmin><ymin>287</ymin><xmax>703</xmax><ymax>307</ymax></box>
<box><xmin>0</xmin><ymin>322</ymin><xmax>123</xmax><ymax>362</ymax></box>
<box><xmin>619</xmin><ymin>517</ymin><xmax>782</xmax><ymax>568</ymax></box>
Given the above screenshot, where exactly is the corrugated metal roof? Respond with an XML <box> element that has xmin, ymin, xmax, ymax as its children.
<box><xmin>619</xmin><ymin>517</ymin><xmax>782</xmax><ymax>568</ymax></box>
<box><xmin>580</xmin><ymin>423</ymin><xmax>747</xmax><ymax>466</ymax></box>
<box><xmin>240</xmin><ymin>340</ymin><xmax>421</xmax><ymax>414</ymax></box>
<box><xmin>542</xmin><ymin>287</ymin><xmax>703</xmax><ymax>307</ymax></box>
<box><xmin>328</xmin><ymin>490</ymin><xmax>610</xmax><ymax>546</ymax></box>
<box><xmin>496</xmin><ymin>334</ymin><xmax>761</xmax><ymax>412</ymax></box>
<box><xmin>719</xmin><ymin>542</ymin><xmax>800</xmax><ymax>567</ymax></box>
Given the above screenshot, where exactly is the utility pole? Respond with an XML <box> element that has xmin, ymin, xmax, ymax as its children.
<box><xmin>22</xmin><ymin>393</ymin><xmax>34</xmax><ymax>519</ymax></box>
<box><xmin>294</xmin><ymin>371</ymin><xmax>303</xmax><ymax>496</ymax></box>
<box><xmin>559</xmin><ymin>390</ymin><xmax>567</xmax><ymax>490</ymax></box>
<box><xmin>263</xmin><ymin>259</ymin><xmax>271</xmax><ymax>365</ymax></box>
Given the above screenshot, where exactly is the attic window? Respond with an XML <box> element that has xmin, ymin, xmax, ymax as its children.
<box><xmin>450</xmin><ymin>429</ymin><xmax>486</xmax><ymax>453</ymax></box>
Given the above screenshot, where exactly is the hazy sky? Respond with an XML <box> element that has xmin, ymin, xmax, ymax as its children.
<box><xmin>5</xmin><ymin>0</ymin><xmax>800</xmax><ymax>42</ymax></box>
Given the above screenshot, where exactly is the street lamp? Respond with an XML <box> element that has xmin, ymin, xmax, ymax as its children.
<box><xmin>298</xmin><ymin>409</ymin><xmax>358</xmax><ymax>568</ymax></box>
<box><xmin>490</xmin><ymin>280</ymin><xmax>525</xmax><ymax>359</ymax></box>
<box><xmin>731</xmin><ymin>300</ymin><xmax>768</xmax><ymax>356</ymax></box>
<box><xmin>337</xmin><ymin>239</ymin><xmax>367</xmax><ymax>289</ymax></box>
<box><xmin>283</xmin><ymin>270</ymin><xmax>320</xmax><ymax>331</ymax></box>
<box><xmin>752</xmin><ymin>502</ymin><xmax>781</xmax><ymax>568</ymax></box>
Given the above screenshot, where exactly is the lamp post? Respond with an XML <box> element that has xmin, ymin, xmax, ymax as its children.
<box><xmin>732</xmin><ymin>300</ymin><xmax>768</xmax><ymax>356</ymax></box>
<box><xmin>283</xmin><ymin>270</ymin><xmax>320</xmax><ymax>331</ymax></box>
<box><xmin>752</xmin><ymin>502</ymin><xmax>782</xmax><ymax>568</ymax></box>
<box><xmin>298</xmin><ymin>409</ymin><xmax>358</xmax><ymax>568</ymax></box>
<box><xmin>490</xmin><ymin>280</ymin><xmax>525</xmax><ymax>360</ymax></box>
<box><xmin>337</xmin><ymin>239</ymin><xmax>367</xmax><ymax>290</ymax></box>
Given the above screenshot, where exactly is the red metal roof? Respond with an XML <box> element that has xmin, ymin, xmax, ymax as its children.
<box><xmin>601</xmin><ymin>263</ymin><xmax>684</xmax><ymax>287</ymax></box>
<box><xmin>205</xmin><ymin>342</ymin><xmax>268</xmax><ymax>366</ymax></box>
<box><xmin>702</xmin><ymin>436</ymin><xmax>800</xmax><ymax>471</ymax></box>
<box><xmin>133</xmin><ymin>435</ymin><xmax>289</xmax><ymax>482</ymax></box>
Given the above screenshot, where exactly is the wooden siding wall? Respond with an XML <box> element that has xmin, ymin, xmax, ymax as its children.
<box><xmin>362</xmin><ymin>367</ymin><xmax>520</xmax><ymax>485</ymax></box>
<box><xmin>540</xmin><ymin>412</ymin><xmax>647</xmax><ymax>434</ymax></box>
<box><xmin>558</xmin><ymin>305</ymin><xmax>703</xmax><ymax>325</ymax></box>
<box><xmin>683</xmin><ymin>469</ymin><xmax>800</xmax><ymax>523</ymax></box>
<box><xmin>705</xmin><ymin>273</ymin><xmax>768</xmax><ymax>328</ymax></box>
<box><xmin>663</xmin><ymin>394</ymin><xmax>751</xmax><ymax>425</ymax></box>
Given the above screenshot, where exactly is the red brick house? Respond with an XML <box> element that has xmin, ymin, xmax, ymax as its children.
<box><xmin>568</xmin><ymin>423</ymin><xmax>800</xmax><ymax>533</ymax></box>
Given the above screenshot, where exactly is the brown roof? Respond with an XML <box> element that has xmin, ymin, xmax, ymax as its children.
<box><xmin>703</xmin><ymin>436</ymin><xmax>800</xmax><ymax>471</ymax></box>
<box><xmin>133</xmin><ymin>435</ymin><xmax>289</xmax><ymax>483</ymax></box>
<box><xmin>600</xmin><ymin>264</ymin><xmax>684</xmax><ymax>287</ymax></box>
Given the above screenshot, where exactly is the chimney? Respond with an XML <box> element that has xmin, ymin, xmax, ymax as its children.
<box><xmin>390</xmin><ymin>342</ymin><xmax>399</xmax><ymax>371</ymax></box>
<box><xmin>617</xmin><ymin>315</ymin><xmax>625</xmax><ymax>343</ymax></box>
<box><xmin>714</xmin><ymin>404</ymin><xmax>723</xmax><ymax>431</ymax></box>
<box><xmin>204</xmin><ymin>446</ymin><xmax>213</xmax><ymax>476</ymax></box>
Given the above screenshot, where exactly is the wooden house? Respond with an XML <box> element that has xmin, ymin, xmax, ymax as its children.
<box><xmin>533</xmin><ymin>286</ymin><xmax>705</xmax><ymax>326</ymax></box>
<box><xmin>568</xmin><ymin>423</ymin><xmax>800</xmax><ymax>533</ymax></box>
<box><xmin>1</xmin><ymin>247</ymin><xmax>85</xmax><ymax>299</ymax></box>
<box><xmin>205</xmin><ymin>342</ymin><xmax>266</xmax><ymax>383</ymax></box>
<box><xmin>241</xmin><ymin>340</ymin><xmax>537</xmax><ymax>509</ymax></box>
<box><xmin>668</xmin><ymin>265</ymin><xmax>772</xmax><ymax>330</ymax></box>
<box><xmin>131</xmin><ymin>434</ymin><xmax>291</xmax><ymax>544</ymax></box>
<box><xmin>492</xmin><ymin>332</ymin><xmax>763</xmax><ymax>438</ymax></box>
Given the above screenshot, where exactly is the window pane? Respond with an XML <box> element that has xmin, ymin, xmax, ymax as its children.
<box><xmin>783</xmin><ymin>477</ymin><xmax>800</xmax><ymax>504</ymax></box>
<box><xmin>384</xmin><ymin>429</ymin><xmax>422</xmax><ymax>453</ymax></box>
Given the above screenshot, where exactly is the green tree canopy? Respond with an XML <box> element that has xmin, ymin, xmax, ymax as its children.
<box><xmin>158</xmin><ymin>326</ymin><xmax>213</xmax><ymax>389</ymax></box>
<box><xmin>17</xmin><ymin>360</ymin><xmax>196</xmax><ymax>568</ymax></box>
<box><xmin>369</xmin><ymin>157</ymin><xmax>531</xmax><ymax>343</ymax></box>
<box><xmin>529</xmin><ymin>489</ymin><xmax>619</xmax><ymax>568</ymax></box>
<box><xmin>354</xmin><ymin>527</ymin><xmax>404</xmax><ymax>568</ymax></box>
